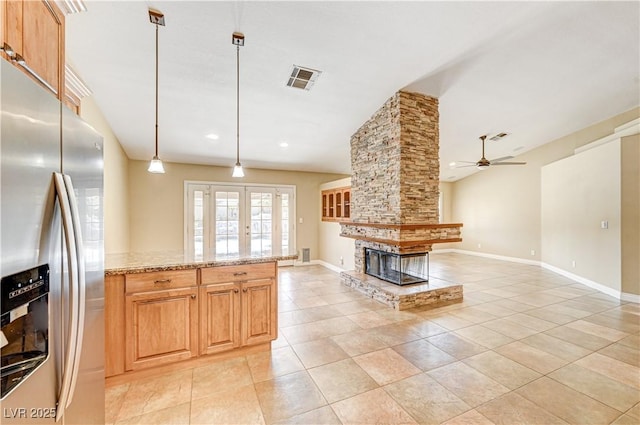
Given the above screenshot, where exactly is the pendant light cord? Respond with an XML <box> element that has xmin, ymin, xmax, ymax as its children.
<box><xmin>155</xmin><ymin>23</ymin><xmax>159</xmax><ymax>158</ymax></box>
<box><xmin>236</xmin><ymin>44</ymin><xmax>240</xmax><ymax>165</ymax></box>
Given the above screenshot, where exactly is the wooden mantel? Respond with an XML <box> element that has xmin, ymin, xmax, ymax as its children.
<box><xmin>339</xmin><ymin>221</ymin><xmax>463</xmax><ymax>248</ymax></box>
<box><xmin>339</xmin><ymin>222</ymin><xmax>463</xmax><ymax>230</ymax></box>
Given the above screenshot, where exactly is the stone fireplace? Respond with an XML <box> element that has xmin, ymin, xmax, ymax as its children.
<box><xmin>340</xmin><ymin>91</ymin><xmax>463</xmax><ymax>309</ymax></box>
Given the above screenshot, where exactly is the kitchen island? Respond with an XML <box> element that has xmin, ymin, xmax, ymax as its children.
<box><xmin>104</xmin><ymin>251</ymin><xmax>297</xmax><ymax>380</ymax></box>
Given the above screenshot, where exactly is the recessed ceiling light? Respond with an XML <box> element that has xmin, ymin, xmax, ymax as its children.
<box><xmin>279</xmin><ymin>142</ymin><xmax>289</xmax><ymax>148</ymax></box>
<box><xmin>206</xmin><ymin>133</ymin><xmax>219</xmax><ymax>140</ymax></box>
<box><xmin>449</xmin><ymin>161</ymin><xmax>456</xmax><ymax>167</ymax></box>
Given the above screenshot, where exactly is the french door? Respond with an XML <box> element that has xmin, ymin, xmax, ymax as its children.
<box><xmin>186</xmin><ymin>183</ymin><xmax>295</xmax><ymax>260</ymax></box>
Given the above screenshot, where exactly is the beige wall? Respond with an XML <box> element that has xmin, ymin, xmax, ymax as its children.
<box><xmin>127</xmin><ymin>160</ymin><xmax>346</xmax><ymax>257</ymax></box>
<box><xmin>621</xmin><ymin>135</ymin><xmax>640</xmax><ymax>295</ymax></box>
<box><xmin>541</xmin><ymin>140</ymin><xmax>622</xmax><ymax>291</ymax></box>
<box><xmin>318</xmin><ymin>177</ymin><xmax>355</xmax><ymax>270</ymax></box>
<box><xmin>439</xmin><ymin>182</ymin><xmax>454</xmax><ymax>223</ymax></box>
<box><xmin>450</xmin><ymin>107</ymin><xmax>639</xmax><ymax>261</ymax></box>
<box><xmin>80</xmin><ymin>97</ymin><xmax>130</xmax><ymax>254</ymax></box>
<box><xmin>432</xmin><ymin>182</ymin><xmax>459</xmax><ymax>252</ymax></box>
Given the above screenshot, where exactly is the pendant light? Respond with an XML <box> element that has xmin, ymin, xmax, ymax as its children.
<box><xmin>148</xmin><ymin>9</ymin><xmax>165</xmax><ymax>174</ymax></box>
<box><xmin>232</xmin><ymin>32</ymin><xmax>245</xmax><ymax>178</ymax></box>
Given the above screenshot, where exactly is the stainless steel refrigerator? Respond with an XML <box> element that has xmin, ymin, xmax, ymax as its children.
<box><xmin>1</xmin><ymin>60</ymin><xmax>105</xmax><ymax>423</ymax></box>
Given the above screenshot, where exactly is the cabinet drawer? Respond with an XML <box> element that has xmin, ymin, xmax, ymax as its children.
<box><xmin>125</xmin><ymin>269</ymin><xmax>197</xmax><ymax>293</ymax></box>
<box><xmin>201</xmin><ymin>262</ymin><xmax>276</xmax><ymax>284</ymax></box>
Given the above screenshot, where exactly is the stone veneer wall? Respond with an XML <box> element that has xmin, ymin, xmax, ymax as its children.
<box><xmin>346</xmin><ymin>91</ymin><xmax>442</xmax><ymax>273</ymax></box>
<box><xmin>350</xmin><ymin>91</ymin><xmax>440</xmax><ymax>225</ymax></box>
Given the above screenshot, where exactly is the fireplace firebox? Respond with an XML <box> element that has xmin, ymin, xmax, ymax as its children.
<box><xmin>364</xmin><ymin>248</ymin><xmax>429</xmax><ymax>286</ymax></box>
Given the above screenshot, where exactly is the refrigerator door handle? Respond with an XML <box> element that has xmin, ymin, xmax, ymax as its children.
<box><xmin>62</xmin><ymin>174</ymin><xmax>86</xmax><ymax>409</ymax></box>
<box><xmin>52</xmin><ymin>173</ymin><xmax>80</xmax><ymax>423</ymax></box>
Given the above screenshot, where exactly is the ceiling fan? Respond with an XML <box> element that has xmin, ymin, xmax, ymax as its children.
<box><xmin>456</xmin><ymin>135</ymin><xmax>526</xmax><ymax>170</ymax></box>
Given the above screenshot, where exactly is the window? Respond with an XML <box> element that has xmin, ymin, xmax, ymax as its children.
<box><xmin>185</xmin><ymin>182</ymin><xmax>295</xmax><ymax>260</ymax></box>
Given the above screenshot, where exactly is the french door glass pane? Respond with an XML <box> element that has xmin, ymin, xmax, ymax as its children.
<box><xmin>250</xmin><ymin>192</ymin><xmax>272</xmax><ymax>256</ymax></box>
<box><xmin>281</xmin><ymin>193</ymin><xmax>289</xmax><ymax>255</ymax></box>
<box><xmin>187</xmin><ymin>183</ymin><xmax>293</xmax><ymax>259</ymax></box>
<box><xmin>215</xmin><ymin>192</ymin><xmax>240</xmax><ymax>257</ymax></box>
<box><xmin>194</xmin><ymin>190</ymin><xmax>204</xmax><ymax>260</ymax></box>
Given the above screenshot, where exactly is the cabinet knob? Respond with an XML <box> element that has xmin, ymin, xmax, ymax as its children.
<box><xmin>242</xmin><ymin>288</ymin><xmax>248</xmax><ymax>293</ymax></box>
<box><xmin>191</xmin><ymin>294</ymin><xmax>196</xmax><ymax>299</ymax></box>
<box><xmin>233</xmin><ymin>288</ymin><xmax>239</xmax><ymax>293</ymax></box>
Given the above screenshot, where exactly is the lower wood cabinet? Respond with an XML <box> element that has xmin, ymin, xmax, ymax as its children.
<box><xmin>125</xmin><ymin>286</ymin><xmax>198</xmax><ymax>371</ymax></box>
<box><xmin>199</xmin><ymin>282</ymin><xmax>241</xmax><ymax>354</ymax></box>
<box><xmin>105</xmin><ymin>262</ymin><xmax>278</xmax><ymax>377</ymax></box>
<box><xmin>241</xmin><ymin>278</ymin><xmax>277</xmax><ymax>346</ymax></box>
<box><xmin>200</xmin><ymin>264</ymin><xmax>277</xmax><ymax>356</ymax></box>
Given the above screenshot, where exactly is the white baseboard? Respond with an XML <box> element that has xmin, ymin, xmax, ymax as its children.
<box><xmin>621</xmin><ymin>292</ymin><xmax>640</xmax><ymax>304</ymax></box>
<box><xmin>292</xmin><ymin>259</ymin><xmax>346</xmax><ymax>273</ymax></box>
<box><xmin>312</xmin><ymin>250</ymin><xmax>640</xmax><ymax>304</ymax></box>
<box><xmin>314</xmin><ymin>260</ymin><xmax>346</xmax><ymax>273</ymax></box>
<box><xmin>540</xmin><ymin>262</ymin><xmax>639</xmax><ymax>304</ymax></box>
<box><xmin>435</xmin><ymin>249</ymin><xmax>639</xmax><ymax>304</ymax></box>
<box><xmin>447</xmin><ymin>249</ymin><xmax>541</xmax><ymax>266</ymax></box>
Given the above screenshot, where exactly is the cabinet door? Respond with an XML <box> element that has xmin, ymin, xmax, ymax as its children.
<box><xmin>125</xmin><ymin>287</ymin><xmax>198</xmax><ymax>371</ymax></box>
<box><xmin>322</xmin><ymin>192</ymin><xmax>328</xmax><ymax>219</ymax></box>
<box><xmin>343</xmin><ymin>189</ymin><xmax>351</xmax><ymax>218</ymax></box>
<box><xmin>3</xmin><ymin>0</ymin><xmax>64</xmax><ymax>96</ymax></box>
<box><xmin>2</xmin><ymin>1</ymin><xmax>23</xmax><ymax>57</ymax></box>
<box><xmin>336</xmin><ymin>191</ymin><xmax>343</xmax><ymax>218</ymax></box>
<box><xmin>105</xmin><ymin>275</ymin><xmax>125</xmax><ymax>377</ymax></box>
<box><xmin>200</xmin><ymin>283</ymin><xmax>241</xmax><ymax>355</ymax></box>
<box><xmin>241</xmin><ymin>278</ymin><xmax>277</xmax><ymax>346</ymax></box>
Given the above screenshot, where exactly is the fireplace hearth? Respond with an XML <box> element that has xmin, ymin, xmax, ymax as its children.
<box><xmin>365</xmin><ymin>248</ymin><xmax>428</xmax><ymax>286</ymax></box>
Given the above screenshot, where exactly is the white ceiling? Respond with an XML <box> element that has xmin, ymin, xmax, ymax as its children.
<box><xmin>65</xmin><ymin>1</ymin><xmax>640</xmax><ymax>181</ymax></box>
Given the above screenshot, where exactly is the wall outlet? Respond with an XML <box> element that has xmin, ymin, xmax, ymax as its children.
<box><xmin>572</xmin><ymin>260</ymin><xmax>576</xmax><ymax>268</ymax></box>
<box><xmin>530</xmin><ymin>249</ymin><xmax>535</xmax><ymax>256</ymax></box>
<box><xmin>299</xmin><ymin>217</ymin><xmax>303</xmax><ymax>224</ymax></box>
<box><xmin>601</xmin><ymin>220</ymin><xmax>608</xmax><ymax>229</ymax></box>
<box><xmin>339</xmin><ymin>256</ymin><xmax>344</xmax><ymax>265</ymax></box>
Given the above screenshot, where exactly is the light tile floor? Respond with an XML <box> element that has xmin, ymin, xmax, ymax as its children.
<box><xmin>106</xmin><ymin>253</ymin><xmax>640</xmax><ymax>425</ymax></box>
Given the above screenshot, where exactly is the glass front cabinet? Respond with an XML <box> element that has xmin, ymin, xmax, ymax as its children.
<box><xmin>321</xmin><ymin>186</ymin><xmax>350</xmax><ymax>222</ymax></box>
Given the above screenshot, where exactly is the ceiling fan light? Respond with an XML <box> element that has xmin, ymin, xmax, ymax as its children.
<box><xmin>476</xmin><ymin>163</ymin><xmax>489</xmax><ymax>170</ymax></box>
<box><xmin>148</xmin><ymin>156</ymin><xmax>165</xmax><ymax>173</ymax></box>
<box><xmin>232</xmin><ymin>163</ymin><xmax>244</xmax><ymax>178</ymax></box>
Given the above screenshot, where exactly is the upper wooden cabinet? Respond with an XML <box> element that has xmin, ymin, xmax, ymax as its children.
<box><xmin>322</xmin><ymin>186</ymin><xmax>351</xmax><ymax>222</ymax></box>
<box><xmin>1</xmin><ymin>0</ymin><xmax>65</xmax><ymax>98</ymax></box>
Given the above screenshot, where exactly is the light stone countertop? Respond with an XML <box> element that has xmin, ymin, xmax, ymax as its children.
<box><xmin>105</xmin><ymin>250</ymin><xmax>298</xmax><ymax>275</ymax></box>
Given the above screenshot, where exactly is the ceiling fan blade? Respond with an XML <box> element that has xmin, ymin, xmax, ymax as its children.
<box><xmin>490</xmin><ymin>156</ymin><xmax>514</xmax><ymax>163</ymax></box>
<box><xmin>455</xmin><ymin>164</ymin><xmax>477</xmax><ymax>168</ymax></box>
<box><xmin>491</xmin><ymin>161</ymin><xmax>527</xmax><ymax>166</ymax></box>
<box><xmin>455</xmin><ymin>161</ymin><xmax>477</xmax><ymax>164</ymax></box>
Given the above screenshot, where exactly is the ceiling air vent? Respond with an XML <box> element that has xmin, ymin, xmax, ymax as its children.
<box><xmin>489</xmin><ymin>132</ymin><xmax>509</xmax><ymax>141</ymax></box>
<box><xmin>286</xmin><ymin>65</ymin><xmax>321</xmax><ymax>91</ymax></box>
